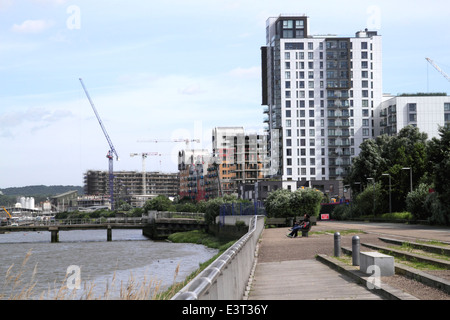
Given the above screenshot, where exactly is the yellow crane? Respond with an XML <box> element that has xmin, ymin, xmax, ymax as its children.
<box><xmin>2</xmin><ymin>206</ymin><xmax>12</xmax><ymax>219</ymax></box>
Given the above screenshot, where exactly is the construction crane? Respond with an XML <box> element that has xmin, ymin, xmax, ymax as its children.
<box><xmin>426</xmin><ymin>57</ymin><xmax>450</xmax><ymax>83</ymax></box>
<box><xmin>138</xmin><ymin>138</ymin><xmax>200</xmax><ymax>149</ymax></box>
<box><xmin>79</xmin><ymin>78</ymin><xmax>119</xmax><ymax>210</ymax></box>
<box><xmin>2</xmin><ymin>207</ymin><xmax>12</xmax><ymax>219</ymax></box>
<box><xmin>130</xmin><ymin>152</ymin><xmax>159</xmax><ymax>195</ymax></box>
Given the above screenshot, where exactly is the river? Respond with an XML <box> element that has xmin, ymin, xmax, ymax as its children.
<box><xmin>0</xmin><ymin>229</ymin><xmax>218</xmax><ymax>300</ymax></box>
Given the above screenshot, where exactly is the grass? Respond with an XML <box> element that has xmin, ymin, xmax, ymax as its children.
<box><xmin>385</xmin><ymin>242</ymin><xmax>450</xmax><ymax>263</ymax></box>
<box><xmin>415</xmin><ymin>239</ymin><xmax>450</xmax><ymax>248</ymax></box>
<box><xmin>313</xmin><ymin>229</ymin><xmax>366</xmax><ymax>236</ymax></box>
<box><xmin>167</xmin><ymin>229</ymin><xmax>235</xmax><ymax>250</ymax></box>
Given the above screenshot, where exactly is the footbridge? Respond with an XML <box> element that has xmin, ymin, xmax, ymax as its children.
<box><xmin>0</xmin><ymin>212</ymin><xmax>207</xmax><ymax>242</ymax></box>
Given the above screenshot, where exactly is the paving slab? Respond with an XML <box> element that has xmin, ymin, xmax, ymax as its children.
<box><xmin>248</xmin><ymin>259</ymin><xmax>384</xmax><ymax>300</ymax></box>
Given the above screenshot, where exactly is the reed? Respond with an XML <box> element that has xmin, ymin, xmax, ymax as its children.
<box><xmin>0</xmin><ymin>251</ymin><xmax>180</xmax><ymax>300</ymax></box>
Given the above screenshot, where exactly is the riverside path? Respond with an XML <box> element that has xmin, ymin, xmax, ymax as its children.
<box><xmin>246</xmin><ymin>221</ymin><xmax>449</xmax><ymax>300</ymax></box>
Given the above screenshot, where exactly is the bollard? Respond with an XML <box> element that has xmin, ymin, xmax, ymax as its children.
<box><xmin>352</xmin><ymin>235</ymin><xmax>360</xmax><ymax>266</ymax></box>
<box><xmin>334</xmin><ymin>232</ymin><xmax>341</xmax><ymax>257</ymax></box>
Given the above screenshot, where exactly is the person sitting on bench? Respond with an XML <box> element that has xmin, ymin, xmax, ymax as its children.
<box><xmin>287</xmin><ymin>214</ymin><xmax>310</xmax><ymax>238</ymax></box>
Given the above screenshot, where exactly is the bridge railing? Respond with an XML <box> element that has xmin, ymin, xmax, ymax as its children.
<box><xmin>171</xmin><ymin>215</ymin><xmax>265</xmax><ymax>300</ymax></box>
<box><xmin>30</xmin><ymin>217</ymin><xmax>144</xmax><ymax>226</ymax></box>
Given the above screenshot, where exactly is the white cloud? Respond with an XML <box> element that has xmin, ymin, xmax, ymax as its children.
<box><xmin>0</xmin><ymin>107</ymin><xmax>74</xmax><ymax>138</ymax></box>
<box><xmin>11</xmin><ymin>19</ymin><xmax>55</xmax><ymax>34</ymax></box>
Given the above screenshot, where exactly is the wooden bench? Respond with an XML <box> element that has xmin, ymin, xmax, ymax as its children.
<box><xmin>265</xmin><ymin>217</ymin><xmax>293</xmax><ymax>227</ymax></box>
<box><xmin>295</xmin><ymin>215</ymin><xmax>317</xmax><ymax>226</ymax></box>
<box><xmin>266</xmin><ymin>216</ymin><xmax>317</xmax><ymax>236</ymax></box>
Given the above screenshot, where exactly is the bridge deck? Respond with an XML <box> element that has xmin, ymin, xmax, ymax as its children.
<box><xmin>248</xmin><ymin>259</ymin><xmax>383</xmax><ymax>300</ymax></box>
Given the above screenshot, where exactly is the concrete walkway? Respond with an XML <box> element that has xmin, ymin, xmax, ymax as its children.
<box><xmin>248</xmin><ymin>259</ymin><xmax>383</xmax><ymax>300</ymax></box>
<box><xmin>246</xmin><ymin>221</ymin><xmax>449</xmax><ymax>300</ymax></box>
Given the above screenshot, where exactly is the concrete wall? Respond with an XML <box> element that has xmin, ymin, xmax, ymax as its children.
<box><xmin>171</xmin><ymin>215</ymin><xmax>265</xmax><ymax>300</ymax></box>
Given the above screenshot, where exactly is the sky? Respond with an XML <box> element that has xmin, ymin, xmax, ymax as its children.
<box><xmin>1</xmin><ymin>0</ymin><xmax>450</xmax><ymax>188</ymax></box>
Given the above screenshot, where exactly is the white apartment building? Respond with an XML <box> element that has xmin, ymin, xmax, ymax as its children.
<box><xmin>378</xmin><ymin>94</ymin><xmax>450</xmax><ymax>138</ymax></box>
<box><xmin>261</xmin><ymin>15</ymin><xmax>382</xmax><ymax>182</ymax></box>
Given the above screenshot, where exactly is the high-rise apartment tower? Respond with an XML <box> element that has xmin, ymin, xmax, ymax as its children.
<box><xmin>261</xmin><ymin>15</ymin><xmax>382</xmax><ymax>182</ymax></box>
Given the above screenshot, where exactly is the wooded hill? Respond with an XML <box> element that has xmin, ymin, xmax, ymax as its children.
<box><xmin>0</xmin><ymin>185</ymin><xmax>83</xmax><ymax>196</ymax></box>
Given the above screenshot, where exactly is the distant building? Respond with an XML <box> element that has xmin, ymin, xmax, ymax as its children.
<box><xmin>84</xmin><ymin>170</ymin><xmax>179</xmax><ymax>207</ymax></box>
<box><xmin>378</xmin><ymin>94</ymin><xmax>450</xmax><ymax>138</ymax></box>
<box><xmin>178</xmin><ymin>149</ymin><xmax>218</xmax><ymax>201</ymax></box>
<box><xmin>212</xmin><ymin>127</ymin><xmax>270</xmax><ymax>195</ymax></box>
<box><xmin>50</xmin><ymin>191</ymin><xmax>78</xmax><ymax>212</ymax></box>
<box><xmin>177</xmin><ymin>128</ymin><xmax>270</xmax><ymax>201</ymax></box>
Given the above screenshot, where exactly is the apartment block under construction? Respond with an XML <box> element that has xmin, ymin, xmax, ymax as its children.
<box><xmin>178</xmin><ymin>127</ymin><xmax>270</xmax><ymax>201</ymax></box>
<box><xmin>84</xmin><ymin>170</ymin><xmax>179</xmax><ymax>206</ymax></box>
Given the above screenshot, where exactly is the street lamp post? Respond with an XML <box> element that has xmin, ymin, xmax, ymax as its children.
<box><xmin>402</xmin><ymin>167</ymin><xmax>413</xmax><ymax>193</ymax></box>
<box><xmin>382</xmin><ymin>173</ymin><xmax>392</xmax><ymax>214</ymax></box>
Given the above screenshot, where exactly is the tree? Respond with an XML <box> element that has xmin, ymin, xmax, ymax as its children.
<box><xmin>143</xmin><ymin>195</ymin><xmax>172</xmax><ymax>212</ymax></box>
<box><xmin>346</xmin><ymin>126</ymin><xmax>430</xmax><ymax>214</ymax></box>
<box><xmin>264</xmin><ymin>188</ymin><xmax>323</xmax><ymax>218</ymax></box>
<box><xmin>427</xmin><ymin>126</ymin><xmax>450</xmax><ymax>224</ymax></box>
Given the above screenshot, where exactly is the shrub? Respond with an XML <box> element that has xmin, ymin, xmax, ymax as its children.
<box><xmin>264</xmin><ymin>188</ymin><xmax>323</xmax><ymax>218</ymax></box>
<box><xmin>291</xmin><ymin>188</ymin><xmax>323</xmax><ymax>217</ymax></box>
<box><xmin>406</xmin><ymin>183</ymin><xmax>432</xmax><ymax>220</ymax></box>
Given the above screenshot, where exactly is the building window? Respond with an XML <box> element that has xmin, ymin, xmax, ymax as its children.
<box><xmin>283</xmin><ymin>20</ymin><xmax>293</xmax><ymax>28</ymax></box>
<box><xmin>408</xmin><ymin>103</ymin><xmax>417</xmax><ymax>112</ymax></box>
<box><xmin>285</xmin><ymin>42</ymin><xmax>304</xmax><ymax>50</ymax></box>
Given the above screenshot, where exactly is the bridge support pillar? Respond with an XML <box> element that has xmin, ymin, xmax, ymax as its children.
<box><xmin>49</xmin><ymin>227</ymin><xmax>59</xmax><ymax>243</ymax></box>
<box><xmin>107</xmin><ymin>225</ymin><xmax>112</xmax><ymax>241</ymax></box>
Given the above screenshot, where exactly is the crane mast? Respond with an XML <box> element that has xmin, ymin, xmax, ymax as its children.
<box><xmin>79</xmin><ymin>78</ymin><xmax>119</xmax><ymax>210</ymax></box>
<box><xmin>130</xmin><ymin>152</ymin><xmax>159</xmax><ymax>195</ymax></box>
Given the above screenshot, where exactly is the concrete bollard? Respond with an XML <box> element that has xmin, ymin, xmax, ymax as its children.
<box><xmin>352</xmin><ymin>235</ymin><xmax>360</xmax><ymax>266</ymax></box>
<box><xmin>334</xmin><ymin>232</ymin><xmax>341</xmax><ymax>257</ymax></box>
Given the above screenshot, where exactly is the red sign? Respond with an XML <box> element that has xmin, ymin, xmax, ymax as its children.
<box><xmin>321</xmin><ymin>214</ymin><xmax>330</xmax><ymax>220</ymax></box>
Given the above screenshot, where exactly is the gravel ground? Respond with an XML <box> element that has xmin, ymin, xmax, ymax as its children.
<box><xmin>258</xmin><ymin>225</ymin><xmax>450</xmax><ymax>300</ymax></box>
